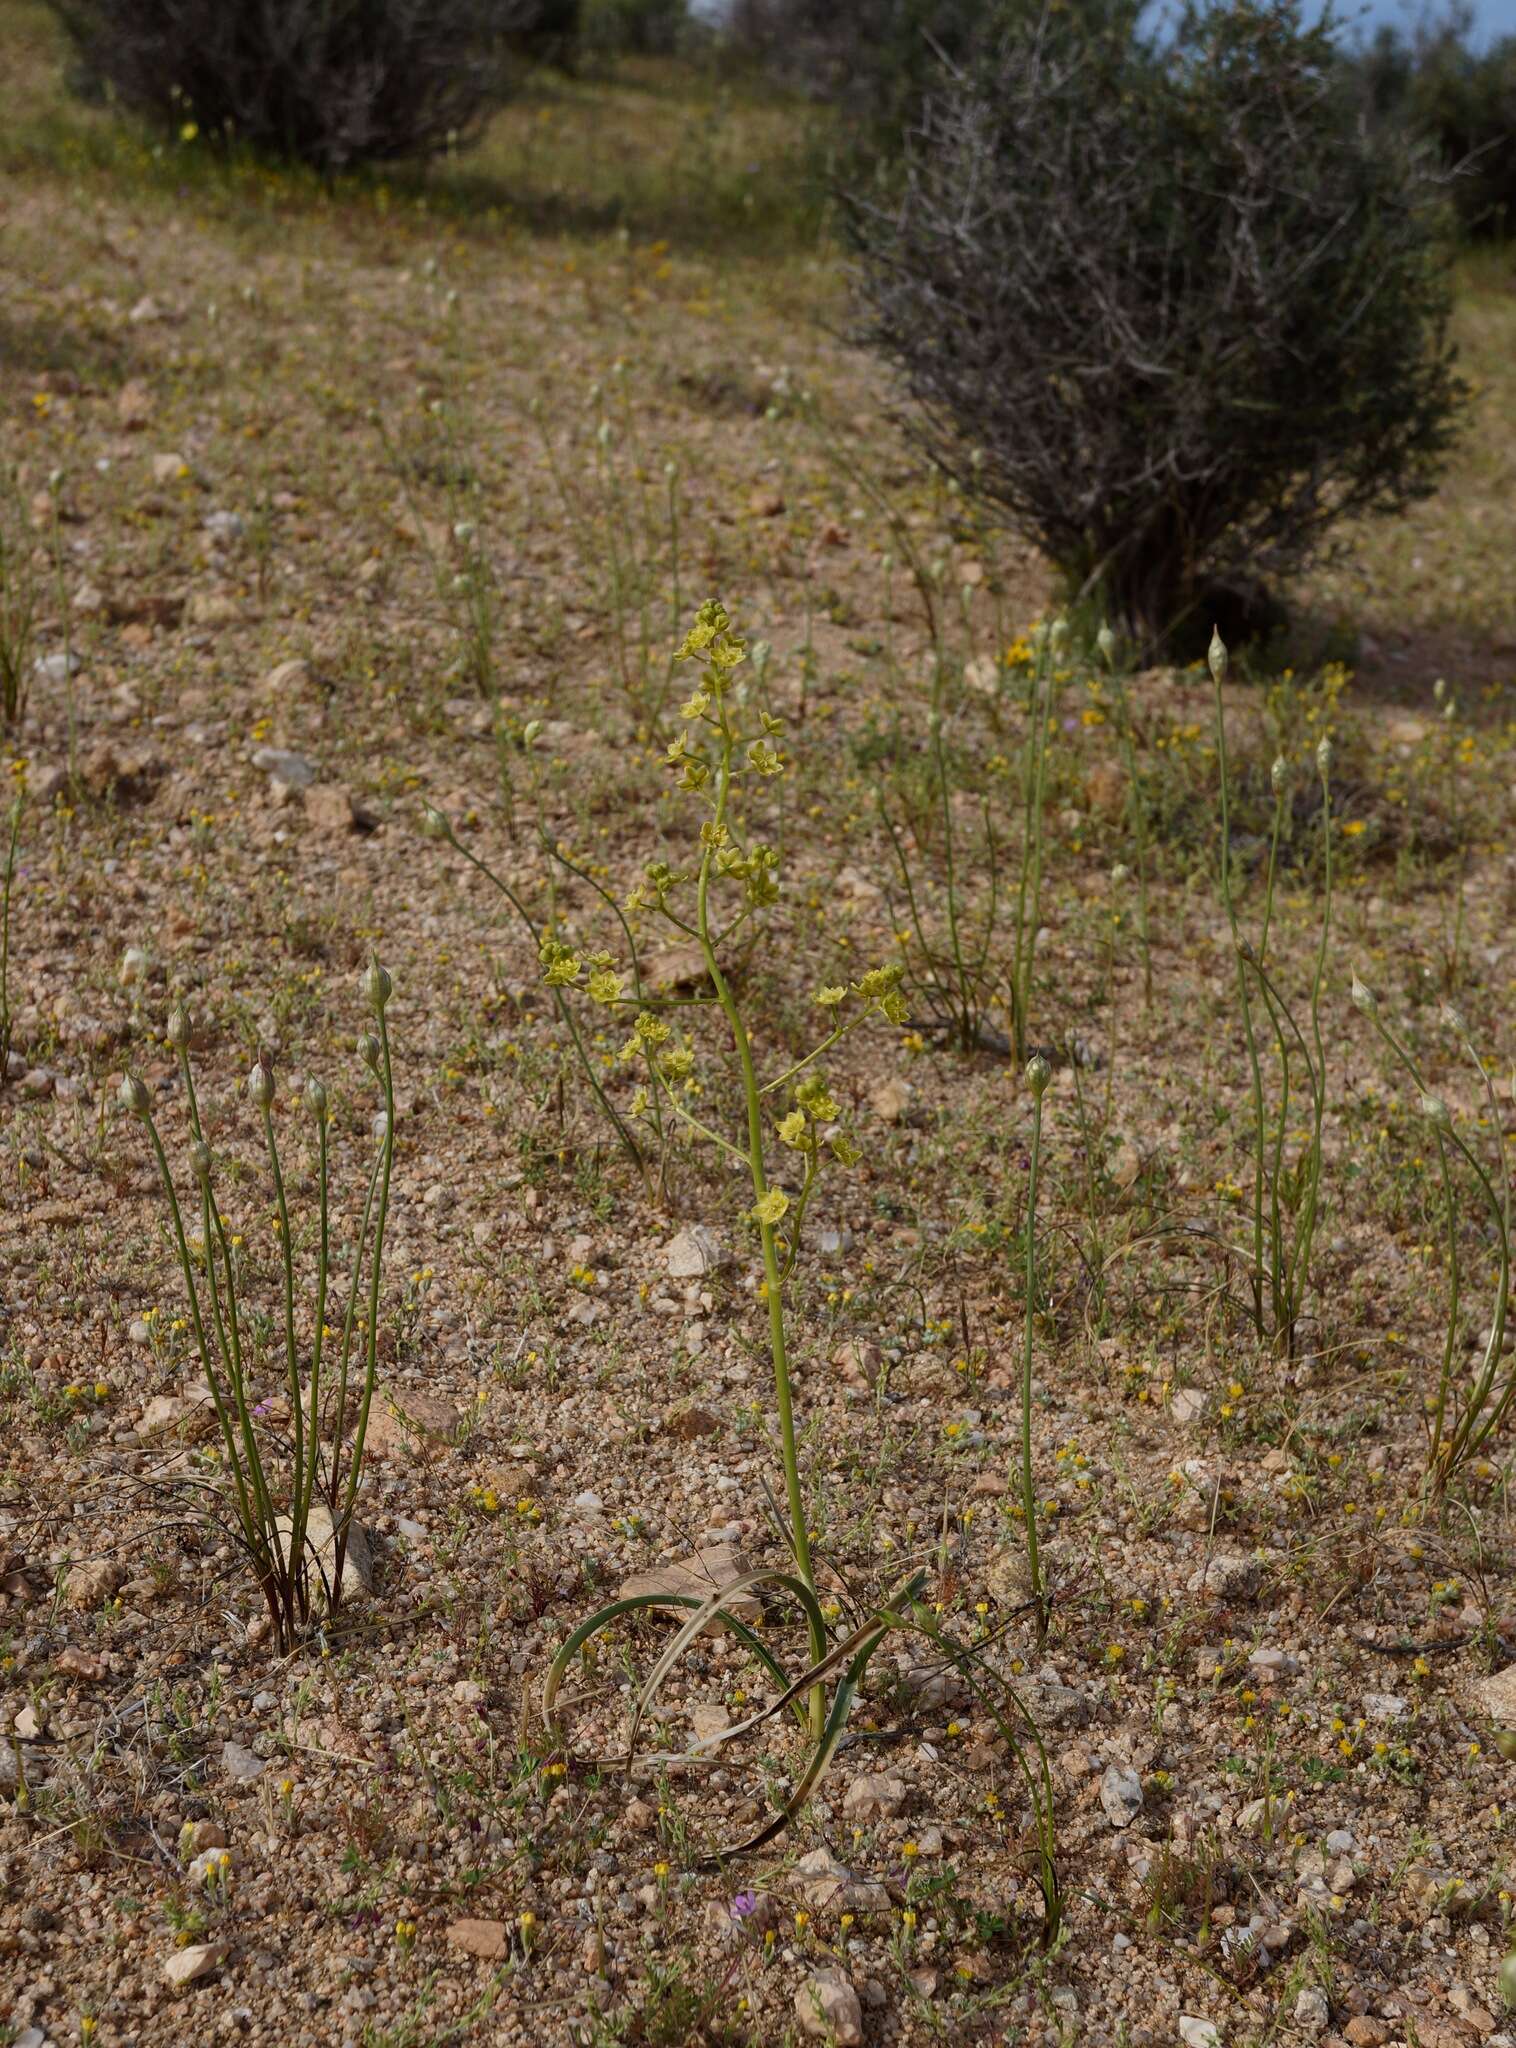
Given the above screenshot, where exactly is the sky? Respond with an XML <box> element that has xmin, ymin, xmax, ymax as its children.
<box><xmin>1317</xmin><ymin>0</ymin><xmax>1513</xmax><ymax>47</ymax></box>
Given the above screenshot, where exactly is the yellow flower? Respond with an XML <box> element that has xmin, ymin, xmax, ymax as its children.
<box><xmin>752</xmin><ymin>1188</ymin><xmax>788</xmax><ymax>1226</ymax></box>
<box><xmin>777</xmin><ymin>1110</ymin><xmax>807</xmax><ymax>1147</ymax></box>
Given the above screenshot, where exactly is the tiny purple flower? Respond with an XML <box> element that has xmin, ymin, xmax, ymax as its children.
<box><xmin>729</xmin><ymin>1889</ymin><xmax>759</xmax><ymax>1922</ymax></box>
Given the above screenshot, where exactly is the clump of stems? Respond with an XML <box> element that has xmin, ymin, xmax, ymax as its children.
<box><xmin>120</xmin><ymin>964</ymin><xmax>397</xmax><ymax>1650</ymax></box>
<box><xmin>1210</xmin><ymin>628</ymin><xmax>1332</xmax><ymax>1357</ymax></box>
<box><xmin>0</xmin><ymin>467</ymin><xmax>38</xmax><ymax>730</ymax></box>
<box><xmin>1353</xmin><ymin>978</ymin><xmax>1511</xmax><ymax>1496</ymax></box>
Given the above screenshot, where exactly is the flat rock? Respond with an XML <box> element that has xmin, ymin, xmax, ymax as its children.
<box><xmin>447</xmin><ymin>1917</ymin><xmax>509</xmax><ymax>1959</ymax></box>
<box><xmin>1179</xmin><ymin>2020</ymin><xmax>1221</xmax><ymax>2048</ymax></box>
<box><xmin>365</xmin><ymin>1387</ymin><xmax>467</xmax><ymax>1458</ymax></box>
<box><xmin>663</xmin><ymin>1402</ymin><xmax>721</xmax><ymax>1441</ymax></box>
<box><xmin>793</xmin><ymin>1848</ymin><xmax>889</xmax><ymax>1916</ymax></box>
<box><xmin>163</xmin><ymin>1942</ymin><xmax>227</xmax><ymax>1987</ymax></box>
<box><xmin>843</xmin><ymin>1773</ymin><xmax>907</xmax><ymax>1821</ymax></box>
<box><xmin>271</xmin><ymin>1505</ymin><xmax>373</xmax><ymax>1603</ymax></box>
<box><xmin>221</xmin><ymin>1740</ymin><xmax>265</xmax><ymax>1785</ymax></box>
<box><xmin>1186</xmin><ymin>1551</ymin><xmax>1261</xmax><ymax>1601</ymax></box>
<box><xmin>832</xmin><ymin>1339</ymin><xmax>884</xmax><ymax>1389</ymax></box>
<box><xmin>65</xmin><ymin>1558</ymin><xmax>127</xmax><ymax>1609</ymax></box>
<box><xmin>795</xmin><ymin>1967</ymin><xmax>863</xmax><ymax>2046</ymax></box>
<box><xmin>665</xmin><ymin>1225</ymin><xmax>729</xmax><ymax>1279</ymax></box>
<box><xmin>619</xmin><ymin>1544</ymin><xmax>760</xmax><ymax>1630</ymax></box>
<box><xmin>1473</xmin><ymin>1662</ymin><xmax>1516</xmax><ymax>1724</ymax></box>
<box><xmin>251</xmin><ymin>746</ymin><xmax>317</xmax><ymax>789</ymax></box>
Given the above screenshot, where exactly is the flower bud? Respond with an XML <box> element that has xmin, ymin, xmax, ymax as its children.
<box><xmin>1316</xmin><ymin>736</ymin><xmax>1332</xmax><ymax>778</ymax></box>
<box><xmin>364</xmin><ymin>958</ymin><xmax>393</xmax><ymax>1014</ymax></box>
<box><xmin>247</xmin><ymin>1055</ymin><xmax>276</xmax><ymax>1110</ymax></box>
<box><xmin>1433</xmin><ymin>676</ymin><xmax>1447</xmax><ymax>705</ymax></box>
<box><xmin>1025</xmin><ymin>1052</ymin><xmax>1051</xmax><ymax>1099</ymax></box>
<box><xmin>371</xmin><ymin>1109</ymin><xmax>391</xmax><ymax>1145</ymax></box>
<box><xmin>1420</xmin><ymin>1092</ymin><xmax>1450</xmax><ymax>1127</ymax></box>
<box><xmin>1350</xmin><ymin>974</ymin><xmax>1378</xmax><ymax>1016</ymax></box>
<box><xmin>1096</xmin><ymin>626</ymin><xmax>1116</xmax><ymax>667</ymax></box>
<box><xmin>1494</xmin><ymin>1729</ymin><xmax>1516</xmax><ymax>1764</ymax></box>
<box><xmin>119</xmin><ymin>946</ymin><xmax>149</xmax><ymax>987</ymax></box>
<box><xmin>1049</xmin><ymin>618</ymin><xmax>1069</xmax><ymax>654</ymax></box>
<box><xmin>304</xmin><ymin>1076</ymin><xmax>328</xmax><ymax>1123</ymax></box>
<box><xmin>522</xmin><ymin>719</ymin><xmax>542</xmax><ymax>748</ymax></box>
<box><xmin>1441</xmin><ymin>1002</ymin><xmax>1469</xmax><ymax>1040</ymax></box>
<box><xmin>1207</xmin><ymin>627</ymin><xmax>1227</xmax><ymax>687</ymax></box>
<box><xmin>357</xmin><ymin>1031</ymin><xmax>381</xmax><ymax>1073</ymax></box>
<box><xmin>119</xmin><ymin>1073</ymin><xmax>151</xmax><ymax>1119</ymax></box>
<box><xmin>1271</xmin><ymin>756</ymin><xmax>1290</xmax><ymax>798</ymax></box>
<box><xmin>1109</xmin><ymin>862</ymin><xmax>1130</xmax><ymax>886</ymax></box>
<box><xmin>166</xmin><ymin>1003</ymin><xmax>191</xmax><ymax>1052</ymax></box>
<box><xmin>189</xmin><ymin>1140</ymin><xmax>212</xmax><ymax>1183</ymax></box>
<box><xmin>419</xmin><ymin>803</ymin><xmax>448</xmax><ymax>840</ymax></box>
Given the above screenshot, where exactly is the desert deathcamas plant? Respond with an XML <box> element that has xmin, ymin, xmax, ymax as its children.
<box><xmin>120</xmin><ymin>963</ymin><xmax>397</xmax><ymax>1650</ymax></box>
<box><xmin>1352</xmin><ymin>979</ymin><xmax>1511</xmax><ymax>1498</ymax></box>
<box><xmin>536</xmin><ymin>602</ymin><xmax>1059</xmax><ymax>1906</ymax></box>
<box><xmin>1210</xmin><ymin>628</ymin><xmax>1332</xmax><ymax>1358</ymax></box>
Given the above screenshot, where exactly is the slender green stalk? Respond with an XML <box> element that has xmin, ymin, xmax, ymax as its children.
<box><xmin>0</xmin><ymin>789</ymin><xmax>20</xmax><ymax>1083</ymax></box>
<box><xmin>1021</xmin><ymin>1055</ymin><xmax>1050</xmax><ymax>1639</ymax></box>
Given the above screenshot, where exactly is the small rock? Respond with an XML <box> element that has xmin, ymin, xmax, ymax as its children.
<box><xmin>116</xmin><ymin>379</ymin><xmax>154</xmax><ymax>429</ymax></box>
<box><xmin>1170</xmin><ymin>1387</ymin><xmax>1205</xmax><ymax>1425</ymax></box>
<box><xmin>304</xmin><ymin>783</ymin><xmax>360</xmax><ymax>836</ymax></box>
<box><xmin>1324</xmin><ymin>1829</ymin><xmax>1354</xmax><ymax>1856</ymax></box>
<box><xmin>665</xmin><ymin>1225</ymin><xmax>729</xmax><ymax>1280</ymax></box>
<box><xmin>1473</xmin><ymin>1663</ymin><xmax>1516</xmax><ymax>1724</ymax></box>
<box><xmin>271</xmin><ymin>1505</ymin><xmax>373</xmax><ymax>1602</ymax></box>
<box><xmin>689</xmin><ymin>1703</ymin><xmax>731</xmax><ymax>1749</ymax></box>
<box><xmin>832</xmin><ymin>1339</ymin><xmax>884</xmax><ymax>1390</ymax></box>
<box><xmin>794</xmin><ymin>1967</ymin><xmax>863</xmax><ymax>2046</ymax></box>
<box><xmin>151</xmin><ymin>451</ymin><xmax>189</xmax><ymax>484</ymax></box>
<box><xmin>1449</xmin><ymin>1986</ymin><xmax>1495</xmax><ymax>2036</ymax></box>
<box><xmin>1248</xmin><ymin>1647</ymin><xmax>1301</xmax><ymax>1679</ymax></box>
<box><xmin>1344</xmin><ymin>2020</ymin><xmax>1388</xmax><ymax>2047</ymax></box>
<box><xmin>447</xmin><ymin>1917</ymin><xmax>508</xmax><ymax>1960</ymax></box>
<box><xmin>251</xmin><ymin>746</ymin><xmax>318</xmax><ymax>789</ymax></box>
<box><xmin>618</xmin><ymin>1544</ymin><xmax>760</xmax><ymax>1631</ymax></box>
<box><xmin>54</xmin><ymin>1647</ymin><xmax>107</xmax><ymax>1681</ymax></box>
<box><xmin>163</xmin><ymin>1942</ymin><xmax>227</xmax><ymax>1987</ymax></box>
<box><xmin>1179</xmin><ymin>2019</ymin><xmax>1221</xmax><ymax>2048</ymax></box>
<box><xmin>188</xmin><ymin>1846</ymin><xmax>232</xmax><ymax>1885</ymax></box>
<box><xmin>14</xmin><ymin>1705</ymin><xmax>43</xmax><ymax>1739</ymax></box>
<box><xmin>1100</xmin><ymin>1763</ymin><xmax>1144</xmax><ymax>1829</ymax></box>
<box><xmin>65</xmin><ymin>1558</ymin><xmax>127</xmax><ymax>1609</ymax></box>
<box><xmin>1294</xmin><ymin>1988</ymin><xmax>1329</xmax><ymax>2032</ymax></box>
<box><xmin>221</xmin><ymin>1740</ymin><xmax>265</xmax><ymax>1785</ymax></box>
<box><xmin>664</xmin><ymin>1403</ymin><xmax>721</xmax><ymax>1441</ymax></box>
<box><xmin>623</xmin><ymin>1797</ymin><xmax>657</xmax><ymax>1832</ymax></box>
<box><xmin>365</xmin><ymin>1387</ymin><xmax>466</xmax><ymax>1458</ymax></box>
<box><xmin>1362</xmin><ymin>1692</ymin><xmax>1408</xmax><ymax>1723</ymax></box>
<box><xmin>260</xmin><ymin>657</ymin><xmax>314</xmax><ymax>699</ymax></box>
<box><xmin>793</xmin><ymin>1848</ymin><xmax>889</xmax><ymax>1915</ymax></box>
<box><xmin>843</xmin><ymin>1773</ymin><xmax>907</xmax><ymax>1822</ymax></box>
<box><xmin>181</xmin><ymin>1820</ymin><xmax>227</xmax><ymax>1855</ymax></box>
<box><xmin>1186</xmin><ymin>1551</ymin><xmax>1261</xmax><ymax>1601</ymax></box>
<box><xmin>870</xmin><ymin>1076</ymin><xmax>913</xmax><ymax>1124</ymax></box>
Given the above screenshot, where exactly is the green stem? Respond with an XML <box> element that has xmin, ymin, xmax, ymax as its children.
<box><xmin>1021</xmin><ymin>1092</ymin><xmax>1046</xmax><ymax>1640</ymax></box>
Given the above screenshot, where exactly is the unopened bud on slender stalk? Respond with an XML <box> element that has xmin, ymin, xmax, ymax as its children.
<box><xmin>1421</xmin><ymin>1093</ymin><xmax>1450</xmax><ymax>1128</ymax></box>
<box><xmin>304</xmin><ymin>1076</ymin><xmax>328</xmax><ymax>1123</ymax></box>
<box><xmin>119</xmin><ymin>1073</ymin><xmax>151</xmax><ymax>1119</ymax></box>
<box><xmin>166</xmin><ymin>1003</ymin><xmax>191</xmax><ymax>1052</ymax></box>
<box><xmin>1433</xmin><ymin>676</ymin><xmax>1447</xmax><ymax>705</ymax></box>
<box><xmin>1271</xmin><ymin>756</ymin><xmax>1290</xmax><ymax>798</ymax></box>
<box><xmin>1236</xmin><ymin>935</ymin><xmax>1257</xmax><ymax>964</ymax></box>
<box><xmin>418</xmin><ymin>803</ymin><xmax>448</xmax><ymax>840</ymax></box>
<box><xmin>1110</xmin><ymin>862</ymin><xmax>1130</xmax><ymax>886</ymax></box>
<box><xmin>247</xmin><ymin>1054</ymin><xmax>276</xmax><ymax>1111</ymax></box>
<box><xmin>364</xmin><ymin>958</ymin><xmax>393</xmax><ymax>1015</ymax></box>
<box><xmin>1441</xmin><ymin>1001</ymin><xmax>1469</xmax><ymax>1040</ymax></box>
<box><xmin>120</xmin><ymin>946</ymin><xmax>148</xmax><ymax>987</ymax></box>
<box><xmin>522</xmin><ymin>719</ymin><xmax>542</xmax><ymax>749</ymax></box>
<box><xmin>1096</xmin><ymin>626</ymin><xmax>1116</xmax><ymax>667</ymax></box>
<box><xmin>189</xmin><ymin>1140</ymin><xmax>212</xmax><ymax>1184</ymax></box>
<box><xmin>357</xmin><ymin>1031</ymin><xmax>381</xmax><ymax>1074</ymax></box>
<box><xmin>1207</xmin><ymin>627</ymin><xmax>1227</xmax><ymax>687</ymax></box>
<box><xmin>1350</xmin><ymin>974</ymin><xmax>1379</xmax><ymax>1016</ymax></box>
<box><xmin>1049</xmin><ymin>617</ymin><xmax>1069</xmax><ymax>655</ymax></box>
<box><xmin>371</xmin><ymin>1110</ymin><xmax>391</xmax><ymax>1145</ymax></box>
<box><xmin>1316</xmin><ymin>736</ymin><xmax>1332</xmax><ymax>778</ymax></box>
<box><xmin>1025</xmin><ymin>1052</ymin><xmax>1051</xmax><ymax>1099</ymax></box>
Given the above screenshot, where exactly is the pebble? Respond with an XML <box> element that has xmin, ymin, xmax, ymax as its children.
<box><xmin>221</xmin><ymin>1740</ymin><xmax>266</xmax><ymax>1784</ymax></box>
<box><xmin>251</xmin><ymin>746</ymin><xmax>318</xmax><ymax>789</ymax></box>
<box><xmin>1100</xmin><ymin>1763</ymin><xmax>1144</xmax><ymax>1828</ymax></box>
<box><xmin>163</xmin><ymin>1941</ymin><xmax>228</xmax><ymax>1987</ymax></box>
<box><xmin>1179</xmin><ymin>2019</ymin><xmax>1221</xmax><ymax>2048</ymax></box>
<box><xmin>1294</xmin><ymin>1988</ymin><xmax>1329</xmax><ymax>2032</ymax></box>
